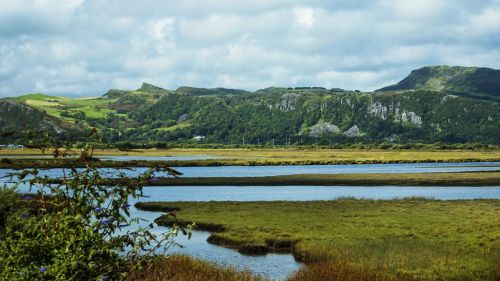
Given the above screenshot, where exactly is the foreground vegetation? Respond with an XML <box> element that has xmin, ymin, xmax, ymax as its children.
<box><xmin>1</xmin><ymin>148</ymin><xmax>500</xmax><ymax>168</ymax></box>
<box><xmin>0</xmin><ymin>133</ymin><xmax>191</xmax><ymax>280</ymax></box>
<box><xmin>137</xmin><ymin>199</ymin><xmax>500</xmax><ymax>281</ymax></box>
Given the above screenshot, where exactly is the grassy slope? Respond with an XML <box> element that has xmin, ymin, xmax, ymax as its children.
<box><xmin>376</xmin><ymin>66</ymin><xmax>500</xmax><ymax>102</ymax></box>
<box><xmin>138</xmin><ymin>199</ymin><xmax>500</xmax><ymax>281</ymax></box>
<box><xmin>12</xmin><ymin>94</ymin><xmax>115</xmax><ymax>119</ymax></box>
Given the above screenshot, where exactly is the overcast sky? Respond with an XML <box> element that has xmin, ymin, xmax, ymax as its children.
<box><xmin>1</xmin><ymin>0</ymin><xmax>500</xmax><ymax>97</ymax></box>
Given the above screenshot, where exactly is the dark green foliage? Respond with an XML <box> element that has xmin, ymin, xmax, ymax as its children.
<box><xmin>125</xmin><ymin>89</ymin><xmax>499</xmax><ymax>145</ymax></box>
<box><xmin>0</xmin><ymin>136</ymin><xmax>186</xmax><ymax>280</ymax></box>
<box><xmin>0</xmin><ymin>100</ymin><xmax>79</xmax><ymax>143</ymax></box>
<box><xmin>0</xmin><ymin>186</ymin><xmax>18</xmax><ymax>231</ymax></box>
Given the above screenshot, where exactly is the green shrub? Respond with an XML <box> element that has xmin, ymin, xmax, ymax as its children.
<box><xmin>0</xmin><ymin>135</ymin><xmax>186</xmax><ymax>280</ymax></box>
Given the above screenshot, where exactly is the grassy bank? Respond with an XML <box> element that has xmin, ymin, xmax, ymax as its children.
<box><xmin>1</xmin><ymin>157</ymin><xmax>500</xmax><ymax>169</ymax></box>
<box><xmin>137</xmin><ymin>199</ymin><xmax>500</xmax><ymax>281</ymax></box>
<box><xmin>145</xmin><ymin>171</ymin><xmax>500</xmax><ymax>186</ymax></box>
<box><xmin>1</xmin><ymin>148</ymin><xmax>500</xmax><ymax>168</ymax></box>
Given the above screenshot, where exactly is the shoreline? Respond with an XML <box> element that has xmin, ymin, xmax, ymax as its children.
<box><xmin>36</xmin><ymin>171</ymin><xmax>500</xmax><ymax>186</ymax></box>
<box><xmin>146</xmin><ymin>171</ymin><xmax>500</xmax><ymax>186</ymax></box>
<box><xmin>1</xmin><ymin>148</ymin><xmax>500</xmax><ymax>169</ymax></box>
<box><xmin>1</xmin><ymin>157</ymin><xmax>500</xmax><ymax>169</ymax></box>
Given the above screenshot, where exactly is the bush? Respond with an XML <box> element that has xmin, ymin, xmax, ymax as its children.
<box><xmin>0</xmin><ymin>186</ymin><xmax>18</xmax><ymax>231</ymax></box>
<box><xmin>0</xmin><ymin>134</ymin><xmax>187</xmax><ymax>280</ymax></box>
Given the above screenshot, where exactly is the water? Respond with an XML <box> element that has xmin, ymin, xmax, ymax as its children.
<box><xmin>173</xmin><ymin>162</ymin><xmax>500</xmax><ymax>177</ymax></box>
<box><xmin>131</xmin><ymin>208</ymin><xmax>300</xmax><ymax>281</ymax></box>
<box><xmin>1</xmin><ymin>162</ymin><xmax>499</xmax><ymax>180</ymax></box>
<box><xmin>3</xmin><ymin>162</ymin><xmax>500</xmax><ymax>280</ymax></box>
<box><xmin>125</xmin><ymin>182</ymin><xmax>500</xmax><ymax>280</ymax></box>
<box><xmin>97</xmin><ymin>155</ymin><xmax>227</xmax><ymax>161</ymax></box>
<box><xmin>1</xmin><ymin>154</ymin><xmax>227</xmax><ymax>161</ymax></box>
<box><xmin>139</xmin><ymin>185</ymin><xmax>500</xmax><ymax>201</ymax></box>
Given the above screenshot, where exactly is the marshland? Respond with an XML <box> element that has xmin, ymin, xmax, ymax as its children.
<box><xmin>3</xmin><ymin>0</ymin><xmax>500</xmax><ymax>279</ymax></box>
<box><xmin>1</xmin><ymin>147</ymin><xmax>499</xmax><ymax>280</ymax></box>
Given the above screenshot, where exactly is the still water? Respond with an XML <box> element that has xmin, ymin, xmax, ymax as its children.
<box><xmin>2</xmin><ymin>162</ymin><xmax>500</xmax><ymax>280</ymax></box>
<box><xmin>131</xmin><ymin>208</ymin><xmax>300</xmax><ymax>281</ymax></box>
<box><xmin>124</xmin><ymin>183</ymin><xmax>500</xmax><ymax>280</ymax></box>
<box><xmin>173</xmin><ymin>162</ymin><xmax>500</xmax><ymax>177</ymax></box>
<box><xmin>1</xmin><ymin>154</ymin><xmax>226</xmax><ymax>161</ymax></box>
<box><xmin>1</xmin><ymin>162</ymin><xmax>499</xmax><ymax>179</ymax></box>
<box><xmin>98</xmin><ymin>155</ymin><xmax>227</xmax><ymax>161</ymax></box>
<box><xmin>139</xmin><ymin>185</ymin><xmax>500</xmax><ymax>201</ymax></box>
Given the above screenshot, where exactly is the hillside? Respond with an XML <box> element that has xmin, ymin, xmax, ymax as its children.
<box><xmin>0</xmin><ymin>100</ymin><xmax>80</xmax><ymax>142</ymax></box>
<box><xmin>1</xmin><ymin>66</ymin><xmax>499</xmax><ymax>145</ymax></box>
<box><xmin>377</xmin><ymin>65</ymin><xmax>500</xmax><ymax>102</ymax></box>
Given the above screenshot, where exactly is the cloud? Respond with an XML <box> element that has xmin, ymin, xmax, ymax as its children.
<box><xmin>293</xmin><ymin>7</ymin><xmax>315</xmax><ymax>28</ymax></box>
<box><xmin>0</xmin><ymin>0</ymin><xmax>500</xmax><ymax>97</ymax></box>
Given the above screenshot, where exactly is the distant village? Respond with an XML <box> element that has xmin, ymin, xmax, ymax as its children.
<box><xmin>0</xmin><ymin>144</ymin><xmax>25</xmax><ymax>149</ymax></box>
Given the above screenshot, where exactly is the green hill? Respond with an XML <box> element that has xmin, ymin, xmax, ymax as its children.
<box><xmin>0</xmin><ymin>100</ymin><xmax>81</xmax><ymax>142</ymax></box>
<box><xmin>377</xmin><ymin>65</ymin><xmax>500</xmax><ymax>102</ymax></box>
<box><xmin>1</xmin><ymin>66</ymin><xmax>499</xmax><ymax>145</ymax></box>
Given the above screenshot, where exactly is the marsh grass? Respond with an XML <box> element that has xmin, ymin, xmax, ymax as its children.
<box><xmin>138</xmin><ymin>199</ymin><xmax>500</xmax><ymax>281</ymax></box>
<box><xmin>288</xmin><ymin>260</ymin><xmax>415</xmax><ymax>281</ymax></box>
<box><xmin>142</xmin><ymin>172</ymin><xmax>500</xmax><ymax>186</ymax></box>
<box><xmin>126</xmin><ymin>255</ymin><xmax>263</xmax><ymax>281</ymax></box>
<box><xmin>1</xmin><ymin>148</ymin><xmax>500</xmax><ymax>167</ymax></box>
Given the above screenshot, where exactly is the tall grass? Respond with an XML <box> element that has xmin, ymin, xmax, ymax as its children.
<box><xmin>2</xmin><ymin>148</ymin><xmax>500</xmax><ymax>166</ymax></box>
<box><xmin>126</xmin><ymin>255</ymin><xmax>263</xmax><ymax>281</ymax></box>
<box><xmin>138</xmin><ymin>199</ymin><xmax>500</xmax><ymax>281</ymax></box>
<box><xmin>288</xmin><ymin>260</ymin><xmax>415</xmax><ymax>281</ymax></box>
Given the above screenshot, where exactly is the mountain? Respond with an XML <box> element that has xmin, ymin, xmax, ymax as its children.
<box><xmin>377</xmin><ymin>65</ymin><xmax>500</xmax><ymax>102</ymax></box>
<box><xmin>0</xmin><ymin>99</ymin><xmax>80</xmax><ymax>141</ymax></box>
<box><xmin>1</xmin><ymin>66</ymin><xmax>499</xmax><ymax>145</ymax></box>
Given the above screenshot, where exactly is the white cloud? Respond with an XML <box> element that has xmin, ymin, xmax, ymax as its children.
<box><xmin>151</xmin><ymin>18</ymin><xmax>176</xmax><ymax>42</ymax></box>
<box><xmin>0</xmin><ymin>0</ymin><xmax>499</xmax><ymax>97</ymax></box>
<box><xmin>386</xmin><ymin>0</ymin><xmax>449</xmax><ymax>20</ymax></box>
<box><xmin>293</xmin><ymin>7</ymin><xmax>315</xmax><ymax>28</ymax></box>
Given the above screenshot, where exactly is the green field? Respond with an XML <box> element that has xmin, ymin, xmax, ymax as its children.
<box><xmin>13</xmin><ymin>93</ymin><xmax>116</xmax><ymax>119</ymax></box>
<box><xmin>137</xmin><ymin>199</ymin><xmax>500</xmax><ymax>281</ymax></box>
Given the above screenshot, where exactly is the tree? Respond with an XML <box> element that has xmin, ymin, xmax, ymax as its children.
<box><xmin>0</xmin><ymin>130</ymin><xmax>190</xmax><ymax>280</ymax></box>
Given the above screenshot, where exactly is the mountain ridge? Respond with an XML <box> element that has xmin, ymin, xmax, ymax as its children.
<box><xmin>1</xmin><ymin>65</ymin><xmax>499</xmax><ymax>145</ymax></box>
<box><xmin>376</xmin><ymin>65</ymin><xmax>500</xmax><ymax>102</ymax></box>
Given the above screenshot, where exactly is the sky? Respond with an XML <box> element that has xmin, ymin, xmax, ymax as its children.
<box><xmin>1</xmin><ymin>0</ymin><xmax>500</xmax><ymax>97</ymax></box>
